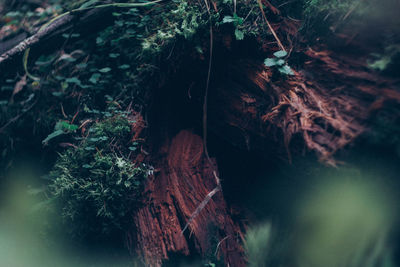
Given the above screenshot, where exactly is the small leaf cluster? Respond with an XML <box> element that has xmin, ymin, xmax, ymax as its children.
<box><xmin>42</xmin><ymin>121</ymin><xmax>79</xmax><ymax>145</ymax></box>
<box><xmin>264</xmin><ymin>50</ymin><xmax>294</xmax><ymax>75</ymax></box>
<box><xmin>222</xmin><ymin>13</ymin><xmax>245</xmax><ymax>40</ymax></box>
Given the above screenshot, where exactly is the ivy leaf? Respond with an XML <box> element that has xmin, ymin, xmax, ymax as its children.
<box><xmin>233</xmin><ymin>13</ymin><xmax>244</xmax><ymax>26</ymax></box>
<box><xmin>99</xmin><ymin>67</ymin><xmax>112</xmax><ymax>73</ymax></box>
<box><xmin>52</xmin><ymin>92</ymin><xmax>63</xmax><ymax>97</ymax></box>
<box><xmin>264</xmin><ymin>58</ymin><xmax>277</xmax><ymax>67</ymax></box>
<box><xmin>273</xmin><ymin>50</ymin><xmax>287</xmax><ymax>58</ymax></box>
<box><xmin>79</xmin><ymin>0</ymin><xmax>99</xmax><ymax>9</ymax></box>
<box><xmin>235</xmin><ymin>29</ymin><xmax>244</xmax><ymax>40</ymax></box>
<box><xmin>276</xmin><ymin>59</ymin><xmax>285</xmax><ymax>66</ymax></box>
<box><xmin>118</xmin><ymin>64</ymin><xmax>130</xmax><ymax>70</ymax></box>
<box><xmin>42</xmin><ymin>130</ymin><xmax>65</xmax><ymax>144</ymax></box>
<box><xmin>55</xmin><ymin>121</ymin><xmax>79</xmax><ymax>131</ymax></box>
<box><xmin>65</xmin><ymin>77</ymin><xmax>89</xmax><ymax>88</ymax></box>
<box><xmin>89</xmin><ymin>73</ymin><xmax>101</xmax><ymax>84</ymax></box>
<box><xmin>109</xmin><ymin>53</ymin><xmax>120</xmax><ymax>58</ymax></box>
<box><xmin>222</xmin><ymin>16</ymin><xmax>235</xmax><ymax>23</ymax></box>
<box><xmin>278</xmin><ymin>65</ymin><xmax>295</xmax><ymax>75</ymax></box>
<box><xmin>96</xmin><ymin>36</ymin><xmax>104</xmax><ymax>45</ymax></box>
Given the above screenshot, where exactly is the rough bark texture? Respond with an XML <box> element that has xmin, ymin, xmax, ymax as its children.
<box><xmin>129</xmin><ymin>130</ymin><xmax>245</xmax><ymax>266</ymax></box>
<box><xmin>207</xmin><ymin>39</ymin><xmax>400</xmax><ymax>165</ymax></box>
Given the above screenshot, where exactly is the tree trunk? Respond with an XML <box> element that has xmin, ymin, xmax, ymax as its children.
<box><xmin>128</xmin><ymin>130</ymin><xmax>245</xmax><ymax>266</ymax></box>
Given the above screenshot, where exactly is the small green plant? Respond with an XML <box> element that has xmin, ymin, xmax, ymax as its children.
<box><xmin>42</xmin><ymin>121</ymin><xmax>79</xmax><ymax>145</ymax></box>
<box><xmin>222</xmin><ymin>13</ymin><xmax>245</xmax><ymax>40</ymax></box>
<box><xmin>264</xmin><ymin>50</ymin><xmax>294</xmax><ymax>75</ymax></box>
<box><xmin>48</xmin><ymin>115</ymin><xmax>151</xmax><ymax>237</ymax></box>
<box><xmin>368</xmin><ymin>45</ymin><xmax>400</xmax><ymax>72</ymax></box>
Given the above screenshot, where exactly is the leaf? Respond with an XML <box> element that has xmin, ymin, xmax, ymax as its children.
<box><xmin>222</xmin><ymin>16</ymin><xmax>235</xmax><ymax>23</ymax></box>
<box><xmin>99</xmin><ymin>67</ymin><xmax>112</xmax><ymax>73</ymax></box>
<box><xmin>235</xmin><ymin>29</ymin><xmax>244</xmax><ymax>40</ymax></box>
<box><xmin>55</xmin><ymin>121</ymin><xmax>79</xmax><ymax>131</ymax></box>
<box><xmin>368</xmin><ymin>57</ymin><xmax>391</xmax><ymax>71</ymax></box>
<box><xmin>65</xmin><ymin>77</ymin><xmax>80</xmax><ymax>84</ymax></box>
<box><xmin>109</xmin><ymin>53</ymin><xmax>120</xmax><ymax>58</ymax></box>
<box><xmin>79</xmin><ymin>0</ymin><xmax>99</xmax><ymax>9</ymax></box>
<box><xmin>62</xmin><ymin>33</ymin><xmax>80</xmax><ymax>38</ymax></box>
<box><xmin>118</xmin><ymin>64</ymin><xmax>130</xmax><ymax>70</ymax></box>
<box><xmin>264</xmin><ymin>58</ymin><xmax>277</xmax><ymax>67</ymax></box>
<box><xmin>276</xmin><ymin>59</ymin><xmax>285</xmax><ymax>66</ymax></box>
<box><xmin>89</xmin><ymin>73</ymin><xmax>101</xmax><ymax>84</ymax></box>
<box><xmin>52</xmin><ymin>92</ymin><xmax>63</xmax><ymax>97</ymax></box>
<box><xmin>278</xmin><ymin>65</ymin><xmax>295</xmax><ymax>75</ymax></box>
<box><xmin>65</xmin><ymin>77</ymin><xmax>89</xmax><ymax>88</ymax></box>
<box><xmin>96</xmin><ymin>36</ymin><xmax>104</xmax><ymax>45</ymax></box>
<box><xmin>58</xmin><ymin>54</ymin><xmax>77</xmax><ymax>62</ymax></box>
<box><xmin>233</xmin><ymin>13</ymin><xmax>244</xmax><ymax>26</ymax></box>
<box><xmin>273</xmin><ymin>50</ymin><xmax>287</xmax><ymax>58</ymax></box>
<box><xmin>76</xmin><ymin>63</ymin><xmax>87</xmax><ymax>68</ymax></box>
<box><xmin>42</xmin><ymin>129</ymin><xmax>65</xmax><ymax>144</ymax></box>
<box><xmin>129</xmin><ymin>146</ymin><xmax>137</xmax><ymax>151</ymax></box>
<box><xmin>124</xmin><ymin>180</ymin><xmax>131</xmax><ymax>188</ymax></box>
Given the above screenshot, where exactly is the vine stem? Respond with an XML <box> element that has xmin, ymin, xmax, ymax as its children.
<box><xmin>257</xmin><ymin>0</ymin><xmax>286</xmax><ymax>52</ymax></box>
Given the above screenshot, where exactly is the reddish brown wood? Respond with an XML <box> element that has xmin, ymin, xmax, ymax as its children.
<box><xmin>129</xmin><ymin>130</ymin><xmax>246</xmax><ymax>266</ymax></box>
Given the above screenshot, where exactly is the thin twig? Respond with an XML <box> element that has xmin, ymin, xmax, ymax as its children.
<box><xmin>215</xmin><ymin>235</ymin><xmax>230</xmax><ymax>256</ymax></box>
<box><xmin>0</xmin><ymin>97</ymin><xmax>38</xmax><ymax>133</ymax></box>
<box><xmin>257</xmin><ymin>0</ymin><xmax>286</xmax><ymax>52</ymax></box>
<box><xmin>181</xmin><ymin>171</ymin><xmax>221</xmax><ymax>235</ymax></box>
<box><xmin>202</xmin><ymin>0</ymin><xmax>213</xmax><ymax>160</ymax></box>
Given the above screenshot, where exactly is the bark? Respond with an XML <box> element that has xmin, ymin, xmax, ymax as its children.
<box><xmin>127</xmin><ymin>130</ymin><xmax>246</xmax><ymax>266</ymax></box>
<box><xmin>207</xmin><ymin>38</ymin><xmax>400</xmax><ymax>165</ymax></box>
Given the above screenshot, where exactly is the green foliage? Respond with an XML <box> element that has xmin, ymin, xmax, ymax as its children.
<box><xmin>48</xmin><ymin>115</ymin><xmax>151</xmax><ymax>237</ymax></box>
<box><xmin>42</xmin><ymin>121</ymin><xmax>79</xmax><ymax>144</ymax></box>
<box><xmin>368</xmin><ymin>45</ymin><xmax>400</xmax><ymax>73</ymax></box>
<box><xmin>304</xmin><ymin>0</ymin><xmax>355</xmax><ymax>17</ymax></box>
<box><xmin>222</xmin><ymin>13</ymin><xmax>244</xmax><ymax>40</ymax></box>
<box><xmin>264</xmin><ymin>50</ymin><xmax>294</xmax><ymax>75</ymax></box>
<box><xmin>244</xmin><ymin>223</ymin><xmax>273</xmax><ymax>267</ymax></box>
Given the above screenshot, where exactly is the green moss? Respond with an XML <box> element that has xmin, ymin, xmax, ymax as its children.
<box><xmin>48</xmin><ymin>115</ymin><xmax>151</xmax><ymax>237</ymax></box>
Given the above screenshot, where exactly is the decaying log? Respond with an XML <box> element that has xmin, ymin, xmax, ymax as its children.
<box><xmin>2</xmin><ymin>2</ymin><xmax>400</xmax><ymax>265</ymax></box>
<box><xmin>207</xmin><ymin>43</ymin><xmax>400</xmax><ymax>165</ymax></box>
<box><xmin>128</xmin><ymin>130</ymin><xmax>246</xmax><ymax>266</ymax></box>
